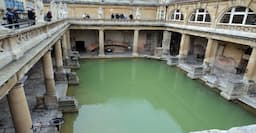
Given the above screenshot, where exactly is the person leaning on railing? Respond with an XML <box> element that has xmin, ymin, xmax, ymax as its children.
<box><xmin>27</xmin><ymin>8</ymin><xmax>36</xmax><ymax>25</ymax></box>
<box><xmin>5</xmin><ymin>8</ymin><xmax>15</xmax><ymax>29</ymax></box>
<box><xmin>44</xmin><ymin>11</ymin><xmax>52</xmax><ymax>22</ymax></box>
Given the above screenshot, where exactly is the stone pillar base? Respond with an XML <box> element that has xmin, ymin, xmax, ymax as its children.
<box><xmin>187</xmin><ymin>65</ymin><xmax>204</xmax><ymax>79</ymax></box>
<box><xmin>55</xmin><ymin>71</ymin><xmax>67</xmax><ymax>81</ymax></box>
<box><xmin>203</xmin><ymin>62</ymin><xmax>212</xmax><ymax>74</ymax></box>
<box><xmin>167</xmin><ymin>56</ymin><xmax>179</xmax><ymax>66</ymax></box>
<box><xmin>69</xmin><ymin>51</ymin><xmax>80</xmax><ymax>59</ymax></box>
<box><xmin>64</xmin><ymin>58</ymin><xmax>80</xmax><ymax>69</ymax></box>
<box><xmin>99</xmin><ymin>53</ymin><xmax>105</xmax><ymax>57</ymax></box>
<box><xmin>243</xmin><ymin>81</ymin><xmax>256</xmax><ymax>97</ymax></box>
<box><xmin>220</xmin><ymin>81</ymin><xmax>244</xmax><ymax>100</ymax></box>
<box><xmin>132</xmin><ymin>53</ymin><xmax>138</xmax><ymax>56</ymax></box>
<box><xmin>154</xmin><ymin>47</ymin><xmax>163</xmax><ymax>57</ymax></box>
<box><xmin>67</xmin><ymin>72</ymin><xmax>80</xmax><ymax>85</ymax></box>
<box><xmin>44</xmin><ymin>95</ymin><xmax>58</xmax><ymax>109</ymax></box>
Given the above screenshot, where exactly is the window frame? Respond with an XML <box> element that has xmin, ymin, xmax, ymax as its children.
<box><xmin>170</xmin><ymin>9</ymin><xmax>183</xmax><ymax>21</ymax></box>
<box><xmin>220</xmin><ymin>7</ymin><xmax>256</xmax><ymax>25</ymax></box>
<box><xmin>189</xmin><ymin>8</ymin><xmax>211</xmax><ymax>23</ymax></box>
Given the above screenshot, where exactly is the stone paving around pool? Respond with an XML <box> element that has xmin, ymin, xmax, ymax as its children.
<box><xmin>191</xmin><ymin>124</ymin><xmax>256</xmax><ymax>133</ymax></box>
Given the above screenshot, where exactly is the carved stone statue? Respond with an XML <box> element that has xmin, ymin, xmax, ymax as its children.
<box><xmin>98</xmin><ymin>6</ymin><xmax>103</xmax><ymax>19</ymax></box>
<box><xmin>50</xmin><ymin>1</ymin><xmax>57</xmax><ymax>20</ymax></box>
<box><xmin>63</xmin><ymin>3</ymin><xmax>68</xmax><ymax>18</ymax></box>
<box><xmin>135</xmin><ymin>7</ymin><xmax>141</xmax><ymax>19</ymax></box>
<box><xmin>34</xmin><ymin>0</ymin><xmax>44</xmax><ymax>23</ymax></box>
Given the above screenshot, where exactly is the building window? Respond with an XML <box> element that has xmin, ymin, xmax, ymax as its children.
<box><xmin>220</xmin><ymin>6</ymin><xmax>256</xmax><ymax>25</ymax></box>
<box><xmin>170</xmin><ymin>9</ymin><xmax>184</xmax><ymax>21</ymax></box>
<box><xmin>190</xmin><ymin>8</ymin><xmax>211</xmax><ymax>22</ymax></box>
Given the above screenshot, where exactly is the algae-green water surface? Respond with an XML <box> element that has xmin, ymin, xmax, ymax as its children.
<box><xmin>61</xmin><ymin>59</ymin><xmax>256</xmax><ymax>133</ymax></box>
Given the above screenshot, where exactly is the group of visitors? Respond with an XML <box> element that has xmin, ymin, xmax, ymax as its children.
<box><xmin>111</xmin><ymin>13</ymin><xmax>133</xmax><ymax>20</ymax></box>
<box><xmin>82</xmin><ymin>13</ymin><xmax>90</xmax><ymax>19</ymax></box>
<box><xmin>3</xmin><ymin>8</ymin><xmax>53</xmax><ymax>29</ymax></box>
<box><xmin>27</xmin><ymin>8</ymin><xmax>36</xmax><ymax>25</ymax></box>
<box><xmin>4</xmin><ymin>8</ymin><xmax>21</xmax><ymax>29</ymax></box>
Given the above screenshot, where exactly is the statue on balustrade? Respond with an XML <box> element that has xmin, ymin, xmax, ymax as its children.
<box><xmin>98</xmin><ymin>6</ymin><xmax>104</xmax><ymax>19</ymax></box>
<box><xmin>34</xmin><ymin>0</ymin><xmax>44</xmax><ymax>24</ymax></box>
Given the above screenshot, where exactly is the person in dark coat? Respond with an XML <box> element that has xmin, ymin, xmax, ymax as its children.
<box><xmin>12</xmin><ymin>8</ymin><xmax>20</xmax><ymax>28</ymax></box>
<box><xmin>6</xmin><ymin>8</ymin><xmax>14</xmax><ymax>29</ymax></box>
<box><xmin>28</xmin><ymin>9</ymin><xmax>36</xmax><ymax>25</ymax></box>
<box><xmin>45</xmin><ymin>11</ymin><xmax>52</xmax><ymax>22</ymax></box>
<box><xmin>111</xmin><ymin>13</ymin><xmax>115</xmax><ymax>19</ymax></box>
<box><xmin>115</xmin><ymin>13</ymin><xmax>120</xmax><ymax>19</ymax></box>
<box><xmin>120</xmin><ymin>14</ymin><xmax>124</xmax><ymax>19</ymax></box>
<box><xmin>129</xmin><ymin>14</ymin><xmax>133</xmax><ymax>20</ymax></box>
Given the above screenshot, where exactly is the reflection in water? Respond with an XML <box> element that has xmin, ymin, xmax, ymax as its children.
<box><xmin>131</xmin><ymin>60</ymin><xmax>136</xmax><ymax>81</ymax></box>
<box><xmin>99</xmin><ymin>60</ymin><xmax>105</xmax><ymax>82</ymax></box>
<box><xmin>73</xmin><ymin>99</ymin><xmax>184</xmax><ymax>133</ymax></box>
<box><xmin>62</xmin><ymin>59</ymin><xmax>256</xmax><ymax>133</ymax></box>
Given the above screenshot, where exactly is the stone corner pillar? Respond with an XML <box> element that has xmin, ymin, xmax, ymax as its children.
<box><xmin>244</xmin><ymin>47</ymin><xmax>256</xmax><ymax>82</ymax></box>
<box><xmin>99</xmin><ymin>29</ymin><xmax>105</xmax><ymax>57</ymax></box>
<box><xmin>62</xmin><ymin>33</ymin><xmax>69</xmax><ymax>60</ymax></box>
<box><xmin>178</xmin><ymin>33</ymin><xmax>190</xmax><ymax>61</ymax></box>
<box><xmin>132</xmin><ymin>29</ymin><xmax>139</xmax><ymax>56</ymax></box>
<box><xmin>42</xmin><ymin>50</ymin><xmax>57</xmax><ymax>108</ymax></box>
<box><xmin>55</xmin><ymin>40</ymin><xmax>67</xmax><ymax>81</ymax></box>
<box><xmin>8</xmin><ymin>83</ymin><xmax>32</xmax><ymax>133</ymax></box>
<box><xmin>162</xmin><ymin>30</ymin><xmax>171</xmax><ymax>57</ymax></box>
<box><xmin>203</xmin><ymin>38</ymin><xmax>218</xmax><ymax>65</ymax></box>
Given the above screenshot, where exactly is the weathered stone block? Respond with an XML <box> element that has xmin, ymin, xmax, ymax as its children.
<box><xmin>167</xmin><ymin>56</ymin><xmax>179</xmax><ymax>66</ymax></box>
<box><xmin>65</xmin><ymin>57</ymin><xmax>80</xmax><ymax>69</ymax></box>
<box><xmin>69</xmin><ymin>51</ymin><xmax>80</xmax><ymax>59</ymax></box>
<box><xmin>220</xmin><ymin>80</ymin><xmax>244</xmax><ymax>100</ymax></box>
<box><xmin>67</xmin><ymin>72</ymin><xmax>79</xmax><ymax>85</ymax></box>
<box><xmin>54</xmin><ymin>72</ymin><xmax>67</xmax><ymax>81</ymax></box>
<box><xmin>244</xmin><ymin>81</ymin><xmax>256</xmax><ymax>97</ymax></box>
<box><xmin>187</xmin><ymin>65</ymin><xmax>204</xmax><ymax>79</ymax></box>
<box><xmin>44</xmin><ymin>96</ymin><xmax>58</xmax><ymax>109</ymax></box>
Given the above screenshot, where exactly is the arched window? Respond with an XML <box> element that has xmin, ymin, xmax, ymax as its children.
<box><xmin>220</xmin><ymin>6</ymin><xmax>256</xmax><ymax>25</ymax></box>
<box><xmin>170</xmin><ymin>9</ymin><xmax>184</xmax><ymax>21</ymax></box>
<box><xmin>190</xmin><ymin>8</ymin><xmax>211</xmax><ymax>22</ymax></box>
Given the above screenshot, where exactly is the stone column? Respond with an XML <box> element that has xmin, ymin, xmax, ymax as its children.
<box><xmin>62</xmin><ymin>34</ymin><xmax>68</xmax><ymax>59</ymax></box>
<box><xmin>66</xmin><ymin>31</ymin><xmax>71</xmax><ymax>52</ymax></box>
<box><xmin>162</xmin><ymin>30</ymin><xmax>171</xmax><ymax>56</ymax></box>
<box><xmin>55</xmin><ymin>40</ymin><xmax>67</xmax><ymax>81</ymax></box>
<box><xmin>204</xmin><ymin>38</ymin><xmax>218</xmax><ymax>64</ymax></box>
<box><xmin>132</xmin><ymin>30</ymin><xmax>139</xmax><ymax>56</ymax></box>
<box><xmin>244</xmin><ymin>48</ymin><xmax>256</xmax><ymax>82</ymax></box>
<box><xmin>99</xmin><ymin>29</ymin><xmax>105</xmax><ymax>56</ymax></box>
<box><xmin>43</xmin><ymin>51</ymin><xmax>56</xmax><ymax>95</ymax></box>
<box><xmin>179</xmin><ymin>33</ymin><xmax>190</xmax><ymax>58</ymax></box>
<box><xmin>8</xmin><ymin>83</ymin><xmax>32</xmax><ymax>133</ymax></box>
<box><xmin>43</xmin><ymin>50</ymin><xmax>57</xmax><ymax>108</ymax></box>
<box><xmin>55</xmin><ymin>40</ymin><xmax>64</xmax><ymax>72</ymax></box>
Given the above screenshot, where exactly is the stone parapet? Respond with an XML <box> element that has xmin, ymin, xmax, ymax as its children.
<box><xmin>190</xmin><ymin>124</ymin><xmax>256</xmax><ymax>133</ymax></box>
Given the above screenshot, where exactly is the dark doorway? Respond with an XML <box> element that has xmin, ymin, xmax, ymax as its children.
<box><xmin>170</xmin><ymin>32</ymin><xmax>181</xmax><ymax>56</ymax></box>
<box><xmin>75</xmin><ymin>41</ymin><xmax>85</xmax><ymax>52</ymax></box>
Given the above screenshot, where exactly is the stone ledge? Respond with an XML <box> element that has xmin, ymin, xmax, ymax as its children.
<box><xmin>190</xmin><ymin>124</ymin><xmax>256</xmax><ymax>133</ymax></box>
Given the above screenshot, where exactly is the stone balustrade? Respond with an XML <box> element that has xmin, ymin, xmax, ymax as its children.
<box><xmin>217</xmin><ymin>23</ymin><xmax>256</xmax><ymax>33</ymax></box>
<box><xmin>0</xmin><ymin>20</ymin><xmax>69</xmax><ymax>98</ymax></box>
<box><xmin>0</xmin><ymin>20</ymin><xmax>68</xmax><ymax>70</ymax></box>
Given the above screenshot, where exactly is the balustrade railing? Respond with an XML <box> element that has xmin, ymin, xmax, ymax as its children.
<box><xmin>0</xmin><ymin>19</ymin><xmax>69</xmax><ymax>71</ymax></box>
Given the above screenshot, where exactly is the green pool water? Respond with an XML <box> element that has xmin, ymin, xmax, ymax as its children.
<box><xmin>61</xmin><ymin>59</ymin><xmax>256</xmax><ymax>133</ymax></box>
